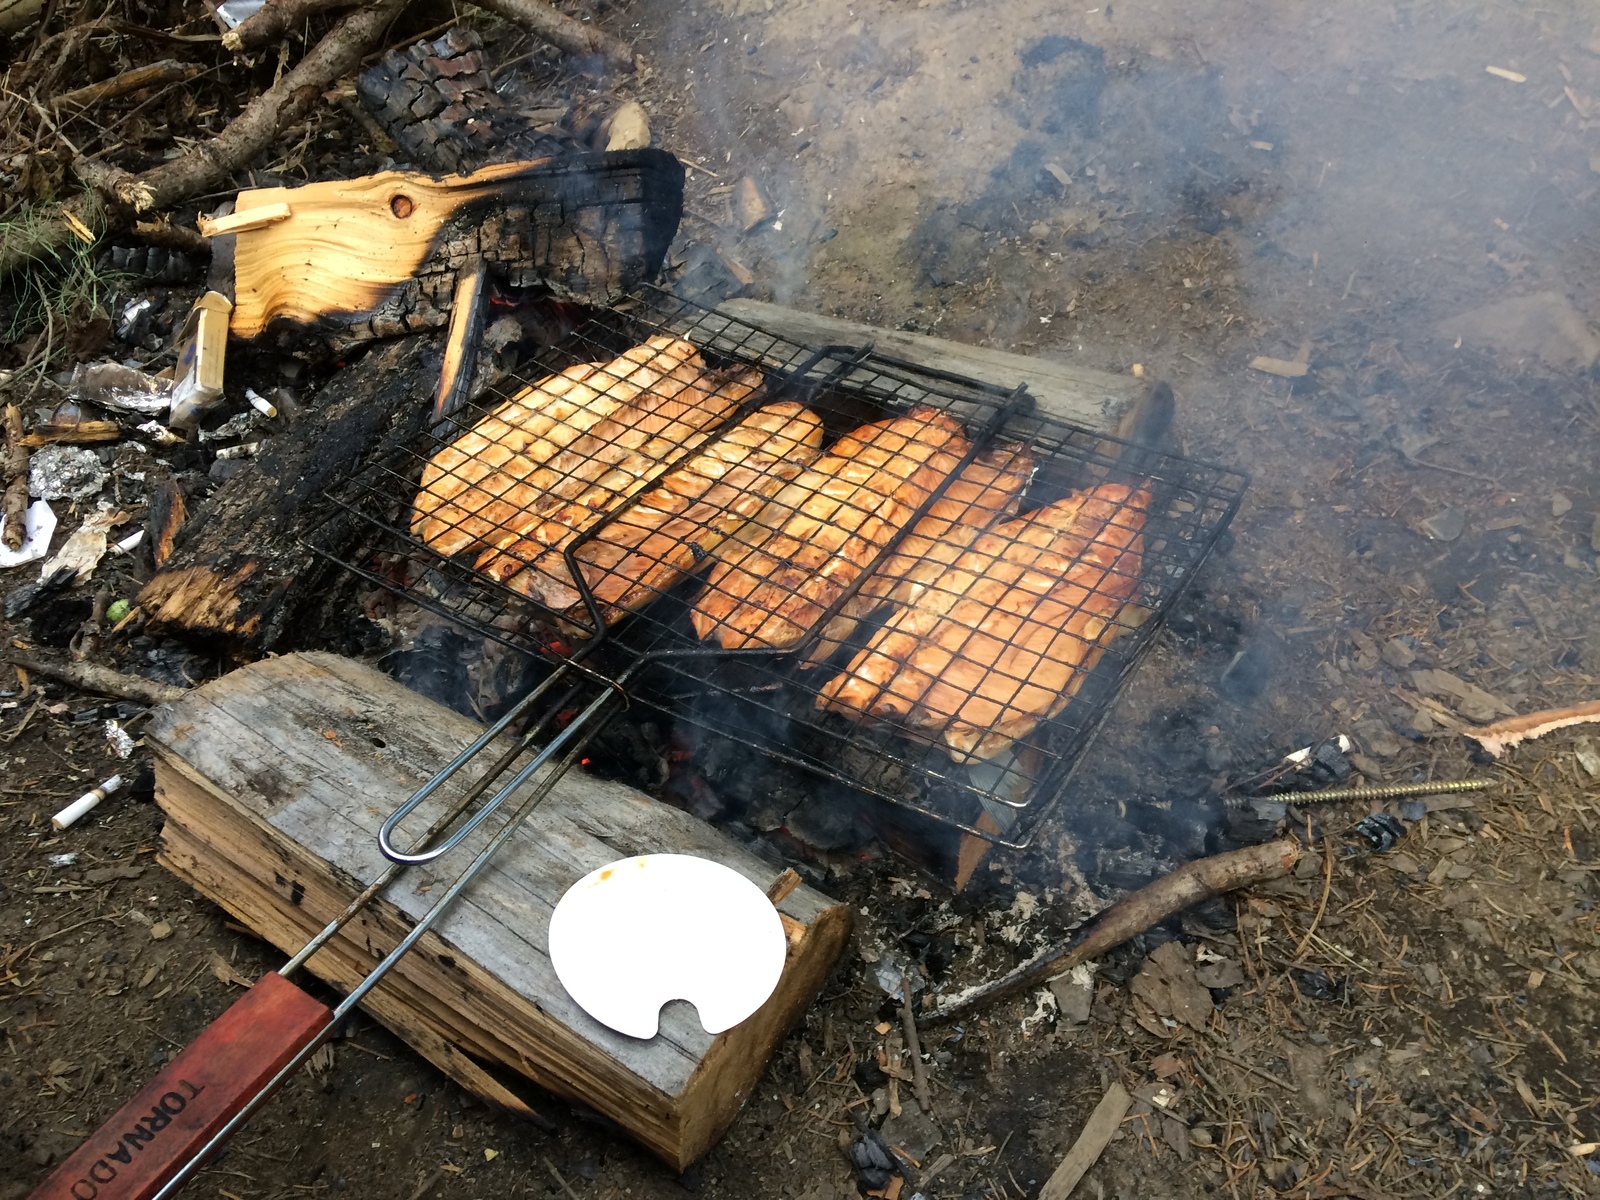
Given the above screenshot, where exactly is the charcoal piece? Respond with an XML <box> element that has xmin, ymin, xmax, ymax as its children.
<box><xmin>32</xmin><ymin>597</ymin><xmax>94</xmax><ymax>647</ymax></box>
<box><xmin>356</xmin><ymin>27</ymin><xmax>571</xmax><ymax>175</ymax></box>
<box><xmin>1309</xmin><ymin>738</ymin><xmax>1353</xmax><ymax>785</ymax></box>
<box><xmin>1353</xmin><ymin>812</ymin><xmax>1406</xmax><ymax>852</ymax></box>
<box><xmin>1292</xmin><ymin>968</ymin><xmax>1346</xmax><ymax>1003</ymax></box>
<box><xmin>853</xmin><ymin>1059</ymin><xmax>888</xmax><ymax>1091</ymax></box>
<box><xmin>848</xmin><ymin>1125</ymin><xmax>897</xmax><ymax>1174</ymax></box>
<box><xmin>4</xmin><ymin>564</ymin><xmax>76</xmax><ymax>619</ymax></box>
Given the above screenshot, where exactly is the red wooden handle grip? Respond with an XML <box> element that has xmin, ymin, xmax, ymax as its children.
<box><xmin>30</xmin><ymin>973</ymin><xmax>332</xmax><ymax>1200</ymax></box>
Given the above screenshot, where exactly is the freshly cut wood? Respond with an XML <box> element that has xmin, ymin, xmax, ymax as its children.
<box><xmin>223</xmin><ymin>150</ymin><xmax>683</xmax><ymax>346</ymax></box>
<box><xmin>691</xmin><ymin>406</ymin><xmax>969</xmax><ymax>650</ymax></box>
<box><xmin>532</xmin><ymin>401</ymin><xmax>827</xmax><ymax>619</ymax></box>
<box><xmin>139</xmin><ymin>337</ymin><xmax>433</xmax><ymax>650</ymax></box>
<box><xmin>1467</xmin><ymin>699</ymin><xmax>1600</xmax><ymax>758</ymax></box>
<box><xmin>1037</xmin><ymin>1082</ymin><xmax>1132</xmax><ymax>1200</ymax></box>
<box><xmin>148</xmin><ymin>653</ymin><xmax>850</xmax><ymax>1169</ymax></box>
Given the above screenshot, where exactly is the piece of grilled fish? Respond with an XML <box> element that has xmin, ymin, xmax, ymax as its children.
<box><xmin>411</xmin><ymin>335</ymin><xmax>705</xmax><ymax>557</ymax></box>
<box><xmin>689</xmin><ymin>405</ymin><xmax>970</xmax><ymax>651</ymax></box>
<box><xmin>500</xmin><ymin>402</ymin><xmax>826</xmax><ymax>616</ymax></box>
<box><xmin>472</xmin><ymin>363</ymin><xmax>762</xmax><ymax>588</ymax></box>
<box><xmin>816</xmin><ymin>482</ymin><xmax>1150</xmax><ymax>762</ymax></box>
<box><xmin>801</xmin><ymin>443</ymin><xmax>1035</xmax><ymax>666</ymax></box>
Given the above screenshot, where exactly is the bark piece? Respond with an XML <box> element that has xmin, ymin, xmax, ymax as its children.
<box><xmin>137</xmin><ymin>337</ymin><xmax>433</xmax><ymax>650</ymax></box>
<box><xmin>2</xmin><ymin>652</ymin><xmax>190</xmax><ymax>705</ymax></box>
<box><xmin>2</xmin><ymin>406</ymin><xmax>28</xmax><ymax>551</ymax></box>
<box><xmin>356</xmin><ymin>28</ymin><xmax>570</xmax><ymax>174</ymax></box>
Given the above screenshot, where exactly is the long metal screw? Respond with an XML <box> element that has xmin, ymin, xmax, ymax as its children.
<box><xmin>1275</xmin><ymin>779</ymin><xmax>1493</xmax><ymax>804</ymax></box>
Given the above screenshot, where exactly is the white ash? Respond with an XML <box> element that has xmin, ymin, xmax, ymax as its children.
<box><xmin>29</xmin><ymin>445</ymin><xmax>108</xmax><ymax>501</ymax></box>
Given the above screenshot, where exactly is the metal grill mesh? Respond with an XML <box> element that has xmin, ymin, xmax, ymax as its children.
<box><xmin>311</xmin><ymin>287</ymin><xmax>1247</xmax><ymax>848</ymax></box>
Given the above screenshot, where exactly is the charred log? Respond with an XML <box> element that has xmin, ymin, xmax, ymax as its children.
<box><xmin>137</xmin><ymin>337</ymin><xmax>433</xmax><ymax>650</ymax></box>
<box><xmin>356</xmin><ymin>28</ymin><xmax>571</xmax><ymax>175</ymax></box>
<box><xmin>220</xmin><ymin>150</ymin><xmax>684</xmax><ymax>349</ymax></box>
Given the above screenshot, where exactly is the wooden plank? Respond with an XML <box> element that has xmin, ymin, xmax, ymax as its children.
<box><xmin>714</xmin><ymin>299</ymin><xmax>1139</xmax><ymax>432</ymax></box>
<box><xmin>147</xmin><ymin>652</ymin><xmax>851</xmax><ymax>1169</ymax></box>
<box><xmin>1038</xmin><ymin>1081</ymin><xmax>1133</xmax><ymax>1200</ymax></box>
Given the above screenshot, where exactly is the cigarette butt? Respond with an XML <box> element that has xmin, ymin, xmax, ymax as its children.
<box><xmin>1485</xmin><ymin>66</ymin><xmax>1526</xmax><ymax>83</ymax></box>
<box><xmin>245</xmin><ymin>388</ymin><xmax>278</xmax><ymax>418</ymax></box>
<box><xmin>214</xmin><ymin>442</ymin><xmax>261</xmax><ymax>460</ymax></box>
<box><xmin>53</xmin><ymin>774</ymin><xmax>126</xmax><ymax>830</ymax></box>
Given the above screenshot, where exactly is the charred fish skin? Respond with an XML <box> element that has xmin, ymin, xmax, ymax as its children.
<box><xmin>816</xmin><ymin>482</ymin><xmax>1150</xmax><ymax>763</ymax></box>
<box><xmin>689</xmin><ymin>405</ymin><xmax>970</xmax><ymax>651</ymax></box>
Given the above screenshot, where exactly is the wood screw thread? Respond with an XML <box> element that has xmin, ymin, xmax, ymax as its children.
<box><xmin>1280</xmin><ymin>779</ymin><xmax>1493</xmax><ymax>805</ymax></box>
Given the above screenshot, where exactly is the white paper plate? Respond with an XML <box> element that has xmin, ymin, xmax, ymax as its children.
<box><xmin>549</xmin><ymin>854</ymin><xmax>787</xmax><ymax>1040</ymax></box>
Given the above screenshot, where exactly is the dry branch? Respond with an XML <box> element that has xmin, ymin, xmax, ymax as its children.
<box><xmin>1</xmin><ymin>0</ymin><xmax>408</xmax><ymax>277</ymax></box>
<box><xmin>140</xmin><ymin>0</ymin><xmax>408</xmax><ymax>210</ymax></box>
<box><xmin>926</xmin><ymin>838</ymin><xmax>1302</xmax><ymax>1025</ymax></box>
<box><xmin>224</xmin><ymin>0</ymin><xmax>365</xmax><ymax>52</ymax></box>
<box><xmin>2</xmin><ymin>406</ymin><xmax>28</xmax><ymax>551</ymax></box>
<box><xmin>52</xmin><ymin>59</ymin><xmax>202</xmax><ymax>109</ymax></box>
<box><xmin>73</xmin><ymin>158</ymin><xmax>154</xmax><ymax>212</ymax></box>
<box><xmin>468</xmin><ymin>0</ymin><xmax>636</xmax><ymax>70</ymax></box>
<box><xmin>3</xmin><ymin>653</ymin><xmax>192</xmax><ymax>706</ymax></box>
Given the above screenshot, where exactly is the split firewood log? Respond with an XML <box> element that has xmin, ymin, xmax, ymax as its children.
<box><xmin>209</xmin><ymin>150</ymin><xmax>683</xmax><ymax>415</ymax></box>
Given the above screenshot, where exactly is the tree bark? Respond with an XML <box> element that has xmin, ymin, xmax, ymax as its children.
<box><xmin>2</xmin><ymin>406</ymin><xmax>28</xmax><ymax>552</ymax></box>
<box><xmin>51</xmin><ymin>59</ymin><xmax>202</xmax><ymax>110</ymax></box>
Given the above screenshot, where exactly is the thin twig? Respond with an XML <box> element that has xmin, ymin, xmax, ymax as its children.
<box><xmin>898</xmin><ymin>975</ymin><xmax>933</xmax><ymax>1112</ymax></box>
<box><xmin>1293</xmin><ymin>835</ymin><xmax>1334</xmax><ymax>961</ymax></box>
<box><xmin>543</xmin><ymin>1158</ymin><xmax>583</xmax><ymax>1200</ymax></box>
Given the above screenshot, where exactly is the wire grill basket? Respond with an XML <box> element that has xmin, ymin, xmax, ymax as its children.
<box><xmin>310</xmin><ymin>287</ymin><xmax>1248</xmax><ymax>849</ymax></box>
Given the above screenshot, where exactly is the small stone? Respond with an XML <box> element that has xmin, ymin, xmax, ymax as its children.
<box><xmin>1575</xmin><ymin>740</ymin><xmax>1600</xmax><ymax>778</ymax></box>
<box><xmin>1188</xmin><ymin>1125</ymin><xmax>1215</xmax><ymax>1148</ymax></box>
<box><xmin>1420</xmin><ymin>509</ymin><xmax>1465</xmax><ymax>542</ymax></box>
<box><xmin>1380</xmin><ymin>639</ymin><xmax>1416</xmax><ymax>669</ymax></box>
<box><xmin>149</xmin><ymin>921</ymin><xmax>173</xmax><ymax>941</ymax></box>
<box><xmin>1048</xmin><ymin>963</ymin><xmax>1094</xmax><ymax>1024</ymax></box>
<box><xmin>1409</xmin><ymin>707</ymin><xmax>1436</xmax><ymax>734</ymax></box>
<box><xmin>1364</xmin><ymin>732</ymin><xmax>1403</xmax><ymax>758</ymax></box>
<box><xmin>1552</xmin><ymin>492</ymin><xmax>1573</xmax><ymax>517</ymax></box>
<box><xmin>1398</xmin><ymin>799</ymin><xmax>1428</xmax><ymax>821</ymax></box>
<box><xmin>1387</xmin><ymin>853</ymin><xmax>1420</xmax><ymax>875</ymax></box>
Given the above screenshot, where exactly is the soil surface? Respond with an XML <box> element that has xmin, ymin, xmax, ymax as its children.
<box><xmin>4</xmin><ymin>1</ymin><xmax>1600</xmax><ymax>1199</ymax></box>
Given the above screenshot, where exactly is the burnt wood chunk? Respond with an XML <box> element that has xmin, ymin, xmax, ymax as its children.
<box><xmin>136</xmin><ymin>337</ymin><xmax>433</xmax><ymax>650</ymax></box>
<box><xmin>221</xmin><ymin>151</ymin><xmax>684</xmax><ymax>349</ymax></box>
<box><xmin>148</xmin><ymin>652</ymin><xmax>851</xmax><ymax>1170</ymax></box>
<box><xmin>357</xmin><ymin>28</ymin><xmax>569</xmax><ymax>175</ymax></box>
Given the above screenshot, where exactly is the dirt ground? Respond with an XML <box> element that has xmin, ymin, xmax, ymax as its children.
<box><xmin>5</xmin><ymin>0</ymin><xmax>1600</xmax><ymax>1198</ymax></box>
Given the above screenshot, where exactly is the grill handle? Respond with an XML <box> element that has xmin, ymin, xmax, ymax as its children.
<box><xmin>378</xmin><ymin>683</ymin><xmax>616</xmax><ymax>864</ymax></box>
<box><xmin>28</xmin><ymin>974</ymin><xmax>334</xmax><ymax>1200</ymax></box>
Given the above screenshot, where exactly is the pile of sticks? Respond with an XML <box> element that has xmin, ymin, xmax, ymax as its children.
<box><xmin>0</xmin><ymin>0</ymin><xmax>637</xmax><ymax>277</ymax></box>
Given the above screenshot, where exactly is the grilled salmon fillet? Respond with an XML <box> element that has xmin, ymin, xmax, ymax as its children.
<box><xmin>472</xmin><ymin>364</ymin><xmax>762</xmax><ymax>589</ymax></box>
<box><xmin>499</xmin><ymin>402</ymin><xmax>826</xmax><ymax>615</ymax></box>
<box><xmin>801</xmin><ymin>443</ymin><xmax>1035</xmax><ymax>666</ymax></box>
<box><xmin>411</xmin><ymin>335</ymin><xmax>705</xmax><ymax>558</ymax></box>
<box><xmin>689</xmin><ymin>405</ymin><xmax>970</xmax><ymax>650</ymax></box>
<box><xmin>816</xmin><ymin>482</ymin><xmax>1150</xmax><ymax>762</ymax></box>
